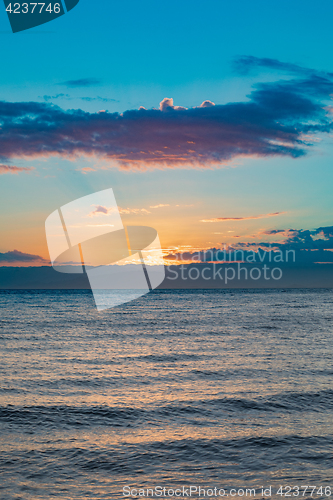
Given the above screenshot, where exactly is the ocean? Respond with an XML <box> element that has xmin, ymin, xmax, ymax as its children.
<box><xmin>0</xmin><ymin>289</ymin><xmax>332</xmax><ymax>500</ymax></box>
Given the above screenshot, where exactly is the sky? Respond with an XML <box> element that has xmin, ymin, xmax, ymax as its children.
<box><xmin>1</xmin><ymin>0</ymin><xmax>333</xmax><ymax>268</ymax></box>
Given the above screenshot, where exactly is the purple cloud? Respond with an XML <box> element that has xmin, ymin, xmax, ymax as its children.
<box><xmin>0</xmin><ymin>60</ymin><xmax>333</xmax><ymax>169</ymax></box>
<box><xmin>0</xmin><ymin>164</ymin><xmax>33</xmax><ymax>175</ymax></box>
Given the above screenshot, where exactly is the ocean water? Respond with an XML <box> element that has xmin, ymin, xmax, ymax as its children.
<box><xmin>0</xmin><ymin>289</ymin><xmax>333</xmax><ymax>500</ymax></box>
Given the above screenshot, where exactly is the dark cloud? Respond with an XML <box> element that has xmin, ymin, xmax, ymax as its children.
<box><xmin>245</xmin><ymin>226</ymin><xmax>333</xmax><ymax>252</ymax></box>
<box><xmin>165</xmin><ymin>225</ymin><xmax>333</xmax><ymax>265</ymax></box>
<box><xmin>0</xmin><ymin>164</ymin><xmax>33</xmax><ymax>175</ymax></box>
<box><xmin>58</xmin><ymin>78</ymin><xmax>102</xmax><ymax>88</ymax></box>
<box><xmin>273</xmin><ymin>226</ymin><xmax>333</xmax><ymax>251</ymax></box>
<box><xmin>261</xmin><ymin>229</ymin><xmax>289</xmax><ymax>235</ymax></box>
<box><xmin>233</xmin><ymin>55</ymin><xmax>316</xmax><ymax>76</ymax></box>
<box><xmin>1</xmin><ymin>59</ymin><xmax>333</xmax><ymax>168</ymax></box>
<box><xmin>42</xmin><ymin>94</ymin><xmax>71</xmax><ymax>101</ymax></box>
<box><xmin>0</xmin><ymin>250</ymin><xmax>48</xmax><ymax>263</ymax></box>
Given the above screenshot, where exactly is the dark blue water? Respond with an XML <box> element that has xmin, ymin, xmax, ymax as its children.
<box><xmin>0</xmin><ymin>289</ymin><xmax>333</xmax><ymax>499</ymax></box>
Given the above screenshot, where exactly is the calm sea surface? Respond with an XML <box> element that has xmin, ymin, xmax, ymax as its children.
<box><xmin>0</xmin><ymin>289</ymin><xmax>333</xmax><ymax>500</ymax></box>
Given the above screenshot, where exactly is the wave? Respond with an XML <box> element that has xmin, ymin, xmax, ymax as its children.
<box><xmin>1</xmin><ymin>389</ymin><xmax>333</xmax><ymax>430</ymax></box>
<box><xmin>1</xmin><ymin>435</ymin><xmax>332</xmax><ymax>477</ymax></box>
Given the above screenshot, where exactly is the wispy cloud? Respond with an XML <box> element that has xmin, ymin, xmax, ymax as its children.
<box><xmin>42</xmin><ymin>93</ymin><xmax>71</xmax><ymax>101</ymax></box>
<box><xmin>232</xmin><ymin>56</ymin><xmax>318</xmax><ymax>77</ymax></box>
<box><xmin>80</xmin><ymin>96</ymin><xmax>117</xmax><ymax>103</ymax></box>
<box><xmin>42</xmin><ymin>94</ymin><xmax>117</xmax><ymax>103</ymax></box>
<box><xmin>58</xmin><ymin>78</ymin><xmax>102</xmax><ymax>88</ymax></box>
<box><xmin>119</xmin><ymin>207</ymin><xmax>151</xmax><ymax>215</ymax></box>
<box><xmin>89</xmin><ymin>205</ymin><xmax>151</xmax><ymax>216</ymax></box>
<box><xmin>89</xmin><ymin>203</ymin><xmax>172</xmax><ymax>216</ymax></box>
<box><xmin>201</xmin><ymin>212</ymin><xmax>285</xmax><ymax>223</ymax></box>
<box><xmin>0</xmin><ymin>164</ymin><xmax>34</xmax><ymax>175</ymax></box>
<box><xmin>150</xmin><ymin>204</ymin><xmax>170</xmax><ymax>209</ymax></box>
<box><xmin>81</xmin><ymin>166</ymin><xmax>96</xmax><ymax>173</ymax></box>
<box><xmin>1</xmin><ymin>59</ymin><xmax>333</xmax><ymax>169</ymax></box>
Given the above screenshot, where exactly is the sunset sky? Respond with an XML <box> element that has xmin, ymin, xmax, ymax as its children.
<box><xmin>1</xmin><ymin>0</ymin><xmax>333</xmax><ymax>267</ymax></box>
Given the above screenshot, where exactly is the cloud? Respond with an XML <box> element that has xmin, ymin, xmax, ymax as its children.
<box><xmin>201</xmin><ymin>212</ymin><xmax>285</xmax><ymax>222</ymax></box>
<box><xmin>258</xmin><ymin>226</ymin><xmax>333</xmax><ymax>251</ymax></box>
<box><xmin>199</xmin><ymin>100</ymin><xmax>215</xmax><ymax>108</ymax></box>
<box><xmin>89</xmin><ymin>205</ymin><xmax>150</xmax><ymax>216</ymax></box>
<box><xmin>0</xmin><ymin>250</ymin><xmax>48</xmax><ymax>263</ymax></box>
<box><xmin>164</xmin><ymin>225</ymin><xmax>333</xmax><ymax>265</ymax></box>
<box><xmin>58</xmin><ymin>78</ymin><xmax>102</xmax><ymax>88</ymax></box>
<box><xmin>260</xmin><ymin>229</ymin><xmax>289</xmax><ymax>235</ymax></box>
<box><xmin>0</xmin><ymin>164</ymin><xmax>33</xmax><ymax>175</ymax></box>
<box><xmin>80</xmin><ymin>96</ymin><xmax>117</xmax><ymax>103</ymax></box>
<box><xmin>43</xmin><ymin>93</ymin><xmax>71</xmax><ymax>101</ymax></box>
<box><xmin>237</xmin><ymin>225</ymin><xmax>333</xmax><ymax>259</ymax></box>
<box><xmin>42</xmin><ymin>94</ymin><xmax>116</xmax><ymax>103</ymax></box>
<box><xmin>232</xmin><ymin>56</ymin><xmax>317</xmax><ymax>77</ymax></box>
<box><xmin>81</xmin><ymin>166</ymin><xmax>96</xmax><ymax>173</ymax></box>
<box><xmin>159</xmin><ymin>97</ymin><xmax>188</xmax><ymax>112</ymax></box>
<box><xmin>90</xmin><ymin>205</ymin><xmax>110</xmax><ymax>215</ymax></box>
<box><xmin>90</xmin><ymin>203</ymin><xmax>173</xmax><ymax>214</ymax></box>
<box><xmin>159</xmin><ymin>98</ymin><xmax>173</xmax><ymax>111</ymax></box>
<box><xmin>119</xmin><ymin>207</ymin><xmax>151</xmax><ymax>215</ymax></box>
<box><xmin>1</xmin><ymin>60</ymin><xmax>333</xmax><ymax>169</ymax></box>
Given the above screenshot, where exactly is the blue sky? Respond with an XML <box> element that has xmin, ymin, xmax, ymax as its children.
<box><xmin>1</xmin><ymin>0</ymin><xmax>333</xmax><ymax>265</ymax></box>
<box><xmin>2</xmin><ymin>0</ymin><xmax>333</xmax><ymax>106</ymax></box>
